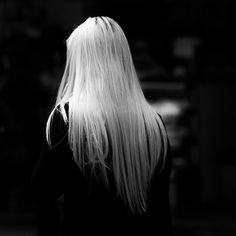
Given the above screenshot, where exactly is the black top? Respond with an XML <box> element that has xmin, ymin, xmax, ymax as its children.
<box><xmin>31</xmin><ymin>104</ymin><xmax>172</xmax><ymax>236</ymax></box>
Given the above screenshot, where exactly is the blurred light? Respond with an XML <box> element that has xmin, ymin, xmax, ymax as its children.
<box><xmin>173</xmin><ymin>37</ymin><xmax>201</xmax><ymax>59</ymax></box>
<box><xmin>152</xmin><ymin>99</ymin><xmax>187</xmax><ymax>117</ymax></box>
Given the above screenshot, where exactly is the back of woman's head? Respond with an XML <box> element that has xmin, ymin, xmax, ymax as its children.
<box><xmin>47</xmin><ymin>16</ymin><xmax>168</xmax><ymax>214</ymax></box>
<box><xmin>58</xmin><ymin>16</ymin><xmax>139</xmax><ymax>104</ymax></box>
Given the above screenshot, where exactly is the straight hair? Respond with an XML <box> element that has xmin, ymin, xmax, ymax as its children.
<box><xmin>46</xmin><ymin>16</ymin><xmax>168</xmax><ymax>213</ymax></box>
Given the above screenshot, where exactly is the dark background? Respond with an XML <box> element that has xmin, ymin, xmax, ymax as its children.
<box><xmin>0</xmin><ymin>0</ymin><xmax>235</xmax><ymax>235</ymax></box>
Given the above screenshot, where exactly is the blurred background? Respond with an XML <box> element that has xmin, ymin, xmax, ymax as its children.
<box><xmin>0</xmin><ymin>0</ymin><xmax>235</xmax><ymax>235</ymax></box>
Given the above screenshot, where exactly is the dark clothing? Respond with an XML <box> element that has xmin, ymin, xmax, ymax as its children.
<box><xmin>31</xmin><ymin>105</ymin><xmax>172</xmax><ymax>236</ymax></box>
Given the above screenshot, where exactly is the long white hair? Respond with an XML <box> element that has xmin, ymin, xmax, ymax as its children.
<box><xmin>46</xmin><ymin>16</ymin><xmax>168</xmax><ymax>213</ymax></box>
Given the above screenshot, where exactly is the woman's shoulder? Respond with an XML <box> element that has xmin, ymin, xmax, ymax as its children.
<box><xmin>49</xmin><ymin>103</ymin><xmax>69</xmax><ymax>146</ymax></box>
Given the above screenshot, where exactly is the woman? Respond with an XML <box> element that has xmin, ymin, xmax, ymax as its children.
<box><xmin>32</xmin><ymin>16</ymin><xmax>172</xmax><ymax>236</ymax></box>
